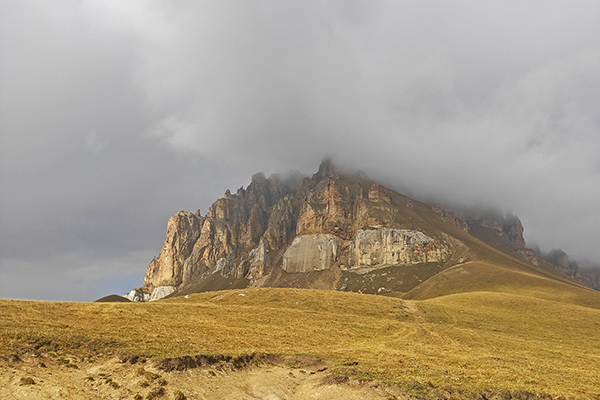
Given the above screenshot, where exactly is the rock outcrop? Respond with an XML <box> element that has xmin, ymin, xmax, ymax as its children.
<box><xmin>237</xmin><ymin>238</ymin><xmax>271</xmax><ymax>280</ymax></box>
<box><xmin>348</xmin><ymin>229</ymin><xmax>450</xmax><ymax>269</ymax></box>
<box><xmin>579</xmin><ymin>267</ymin><xmax>600</xmax><ymax>291</ymax></box>
<box><xmin>141</xmin><ymin>172</ymin><xmax>302</xmax><ymax>293</ymax></box>
<box><xmin>455</xmin><ymin>209</ymin><xmax>550</xmax><ymax>266</ymax></box>
<box><xmin>541</xmin><ymin>249</ymin><xmax>579</xmax><ymax>278</ymax></box>
<box><xmin>144</xmin><ymin>211</ymin><xmax>202</xmax><ymax>289</ymax></box>
<box><xmin>148</xmin><ymin>286</ymin><xmax>177</xmax><ymax>302</ymax></box>
<box><xmin>123</xmin><ymin>288</ymin><xmax>150</xmax><ymax>302</ymax></box>
<box><xmin>461</xmin><ymin>210</ymin><xmax>527</xmax><ymax>248</ymax></box>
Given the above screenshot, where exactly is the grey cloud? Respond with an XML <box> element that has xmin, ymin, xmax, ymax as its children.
<box><xmin>1</xmin><ymin>0</ymin><xmax>600</xmax><ymax>300</ymax></box>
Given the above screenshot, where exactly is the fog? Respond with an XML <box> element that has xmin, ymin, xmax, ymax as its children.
<box><xmin>1</xmin><ymin>1</ymin><xmax>599</xmax><ymax>300</ymax></box>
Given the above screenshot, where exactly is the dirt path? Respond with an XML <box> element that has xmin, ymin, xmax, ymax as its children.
<box><xmin>0</xmin><ymin>354</ymin><xmax>404</xmax><ymax>400</ymax></box>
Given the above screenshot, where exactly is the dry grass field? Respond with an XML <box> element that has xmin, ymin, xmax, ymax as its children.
<box><xmin>2</xmin><ymin>270</ymin><xmax>600</xmax><ymax>399</ymax></box>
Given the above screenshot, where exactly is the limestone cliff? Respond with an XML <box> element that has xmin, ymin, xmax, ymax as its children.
<box><xmin>143</xmin><ymin>171</ymin><xmax>300</xmax><ymax>292</ymax></box>
<box><xmin>282</xmin><ymin>234</ymin><xmax>339</xmax><ymax>273</ymax></box>
<box><xmin>137</xmin><ymin>160</ymin><xmax>564</xmax><ymax>300</ymax></box>
<box><xmin>144</xmin><ymin>211</ymin><xmax>202</xmax><ymax>288</ymax></box>
<box><xmin>348</xmin><ymin>229</ymin><xmax>450</xmax><ymax>270</ymax></box>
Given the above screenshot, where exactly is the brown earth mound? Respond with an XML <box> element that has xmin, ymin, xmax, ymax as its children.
<box><xmin>93</xmin><ymin>294</ymin><xmax>131</xmax><ymax>303</ymax></box>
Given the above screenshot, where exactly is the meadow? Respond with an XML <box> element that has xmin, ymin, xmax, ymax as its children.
<box><xmin>2</xmin><ymin>281</ymin><xmax>600</xmax><ymax>398</ymax></box>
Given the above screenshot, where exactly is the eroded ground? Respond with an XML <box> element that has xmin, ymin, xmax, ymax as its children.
<box><xmin>0</xmin><ymin>354</ymin><xmax>402</xmax><ymax>400</ymax></box>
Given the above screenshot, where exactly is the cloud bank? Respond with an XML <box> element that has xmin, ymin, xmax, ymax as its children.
<box><xmin>1</xmin><ymin>1</ymin><xmax>599</xmax><ymax>300</ymax></box>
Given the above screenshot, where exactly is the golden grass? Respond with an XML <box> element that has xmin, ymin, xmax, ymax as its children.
<box><xmin>405</xmin><ymin>261</ymin><xmax>600</xmax><ymax>308</ymax></box>
<box><xmin>420</xmin><ymin>291</ymin><xmax>600</xmax><ymax>396</ymax></box>
<box><xmin>2</xmin><ymin>287</ymin><xmax>600</xmax><ymax>398</ymax></box>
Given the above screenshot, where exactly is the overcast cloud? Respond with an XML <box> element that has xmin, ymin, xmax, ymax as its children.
<box><xmin>1</xmin><ymin>0</ymin><xmax>599</xmax><ymax>301</ymax></box>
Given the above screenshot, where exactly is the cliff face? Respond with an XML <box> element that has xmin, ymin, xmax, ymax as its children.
<box><xmin>140</xmin><ymin>161</ymin><xmax>471</xmax><ymax>297</ymax></box>
<box><xmin>140</xmin><ymin>161</ymin><xmax>583</xmax><ymax>299</ymax></box>
<box><xmin>282</xmin><ymin>234</ymin><xmax>339</xmax><ymax>273</ymax></box>
<box><xmin>144</xmin><ymin>211</ymin><xmax>202</xmax><ymax>288</ymax></box>
<box><xmin>460</xmin><ymin>210</ymin><xmax>527</xmax><ymax>248</ymax></box>
<box><xmin>542</xmin><ymin>249</ymin><xmax>579</xmax><ymax>278</ymax></box>
<box><xmin>144</xmin><ymin>171</ymin><xmax>300</xmax><ymax>291</ymax></box>
<box><xmin>347</xmin><ymin>229</ymin><xmax>450</xmax><ymax>269</ymax></box>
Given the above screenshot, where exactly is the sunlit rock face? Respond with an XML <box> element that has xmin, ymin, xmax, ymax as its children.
<box><xmin>348</xmin><ymin>229</ymin><xmax>450</xmax><ymax>269</ymax></box>
<box><xmin>282</xmin><ymin>234</ymin><xmax>339</xmax><ymax>273</ymax></box>
<box><xmin>144</xmin><ymin>211</ymin><xmax>202</xmax><ymax>289</ymax></box>
<box><xmin>148</xmin><ymin>286</ymin><xmax>177</xmax><ymax>302</ymax></box>
<box><xmin>142</xmin><ymin>171</ymin><xmax>302</xmax><ymax>292</ymax></box>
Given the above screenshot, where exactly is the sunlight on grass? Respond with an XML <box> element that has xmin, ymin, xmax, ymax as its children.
<box><xmin>1</xmin><ymin>288</ymin><xmax>600</xmax><ymax>398</ymax></box>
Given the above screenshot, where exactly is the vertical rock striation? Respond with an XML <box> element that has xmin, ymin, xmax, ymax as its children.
<box><xmin>348</xmin><ymin>229</ymin><xmax>450</xmax><ymax>269</ymax></box>
<box><xmin>282</xmin><ymin>234</ymin><xmax>339</xmax><ymax>273</ymax></box>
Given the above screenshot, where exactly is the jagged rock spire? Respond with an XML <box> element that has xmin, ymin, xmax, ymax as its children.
<box><xmin>316</xmin><ymin>158</ymin><xmax>339</xmax><ymax>180</ymax></box>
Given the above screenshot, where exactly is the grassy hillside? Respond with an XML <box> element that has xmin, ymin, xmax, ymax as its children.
<box><xmin>2</xmin><ymin>286</ymin><xmax>600</xmax><ymax>398</ymax></box>
<box><xmin>404</xmin><ymin>261</ymin><xmax>600</xmax><ymax>307</ymax></box>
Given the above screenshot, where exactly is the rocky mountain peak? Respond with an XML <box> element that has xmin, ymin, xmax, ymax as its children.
<box><xmin>542</xmin><ymin>249</ymin><xmax>579</xmax><ymax>277</ymax></box>
<box><xmin>457</xmin><ymin>209</ymin><xmax>527</xmax><ymax>249</ymax></box>
<box><xmin>135</xmin><ymin>162</ymin><xmax>594</xmax><ymax>301</ymax></box>
<box><xmin>315</xmin><ymin>159</ymin><xmax>339</xmax><ymax>180</ymax></box>
<box><xmin>502</xmin><ymin>214</ymin><xmax>526</xmax><ymax>248</ymax></box>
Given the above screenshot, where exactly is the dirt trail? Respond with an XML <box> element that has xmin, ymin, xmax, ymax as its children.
<box><xmin>0</xmin><ymin>355</ymin><xmax>403</xmax><ymax>400</ymax></box>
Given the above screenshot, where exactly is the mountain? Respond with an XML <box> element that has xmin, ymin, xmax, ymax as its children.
<box><xmin>127</xmin><ymin>161</ymin><xmax>593</xmax><ymax>301</ymax></box>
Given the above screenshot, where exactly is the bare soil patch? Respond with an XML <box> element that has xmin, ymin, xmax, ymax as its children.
<box><xmin>0</xmin><ymin>353</ymin><xmax>399</xmax><ymax>400</ymax></box>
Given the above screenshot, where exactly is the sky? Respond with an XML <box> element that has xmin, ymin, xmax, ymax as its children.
<box><xmin>1</xmin><ymin>0</ymin><xmax>599</xmax><ymax>301</ymax></box>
